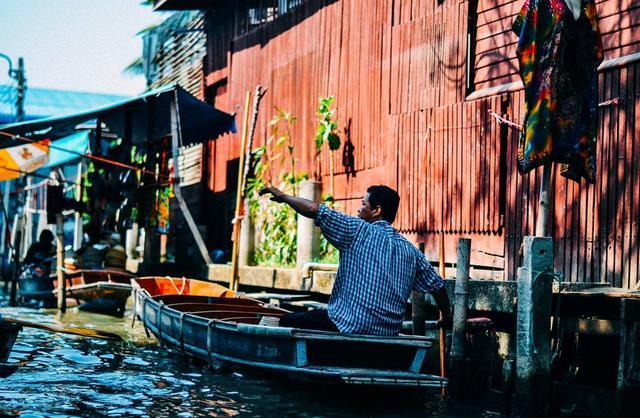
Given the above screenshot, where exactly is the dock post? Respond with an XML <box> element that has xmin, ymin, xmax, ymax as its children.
<box><xmin>296</xmin><ymin>180</ymin><xmax>321</xmax><ymax>267</ymax></box>
<box><xmin>450</xmin><ymin>238</ymin><xmax>471</xmax><ymax>398</ymax></box>
<box><xmin>9</xmin><ymin>212</ymin><xmax>23</xmax><ymax>307</ymax></box>
<box><xmin>56</xmin><ymin>213</ymin><xmax>66</xmax><ymax>313</ymax></box>
<box><xmin>516</xmin><ymin>236</ymin><xmax>553</xmax><ymax>417</ymax></box>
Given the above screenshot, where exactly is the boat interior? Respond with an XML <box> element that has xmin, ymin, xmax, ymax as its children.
<box><xmin>136</xmin><ymin>277</ymin><xmax>289</xmax><ymax>324</ymax></box>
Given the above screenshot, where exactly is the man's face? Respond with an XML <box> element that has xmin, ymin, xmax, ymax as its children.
<box><xmin>357</xmin><ymin>193</ymin><xmax>378</xmax><ymax>222</ymax></box>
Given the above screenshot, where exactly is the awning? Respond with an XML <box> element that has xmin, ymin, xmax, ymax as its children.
<box><xmin>0</xmin><ymin>139</ymin><xmax>50</xmax><ymax>181</ymax></box>
<box><xmin>0</xmin><ymin>84</ymin><xmax>235</xmax><ymax>148</ymax></box>
<box><xmin>44</xmin><ymin>130</ymin><xmax>90</xmax><ymax>169</ymax></box>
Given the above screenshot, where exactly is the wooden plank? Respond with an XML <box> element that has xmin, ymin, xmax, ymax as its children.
<box><xmin>598</xmin><ymin>71</ymin><xmax>611</xmax><ymax>283</ymax></box>
<box><xmin>619</xmin><ymin>66</ymin><xmax>631</xmax><ymax>288</ymax></box>
<box><xmin>631</xmin><ymin>63</ymin><xmax>640</xmax><ymax>290</ymax></box>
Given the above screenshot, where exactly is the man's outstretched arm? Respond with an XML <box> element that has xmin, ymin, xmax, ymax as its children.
<box><xmin>259</xmin><ymin>186</ymin><xmax>319</xmax><ymax>219</ymax></box>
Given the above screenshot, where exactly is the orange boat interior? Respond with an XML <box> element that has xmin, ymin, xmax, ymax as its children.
<box><xmin>136</xmin><ymin>277</ymin><xmax>290</xmax><ymax>324</ymax></box>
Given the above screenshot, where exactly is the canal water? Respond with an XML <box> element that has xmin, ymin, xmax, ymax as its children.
<box><xmin>0</xmin><ymin>298</ymin><xmax>491</xmax><ymax>417</ymax></box>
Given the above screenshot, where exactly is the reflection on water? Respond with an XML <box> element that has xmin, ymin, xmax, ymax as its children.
<box><xmin>0</xmin><ymin>302</ymin><xmax>485</xmax><ymax>417</ymax></box>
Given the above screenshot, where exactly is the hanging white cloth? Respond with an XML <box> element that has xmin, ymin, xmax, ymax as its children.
<box><xmin>565</xmin><ymin>0</ymin><xmax>582</xmax><ymax>21</ymax></box>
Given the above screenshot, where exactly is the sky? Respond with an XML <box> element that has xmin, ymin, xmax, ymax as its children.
<box><xmin>0</xmin><ymin>0</ymin><xmax>165</xmax><ymax>96</ymax></box>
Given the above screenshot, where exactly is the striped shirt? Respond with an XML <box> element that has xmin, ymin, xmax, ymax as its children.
<box><xmin>315</xmin><ymin>205</ymin><xmax>444</xmax><ymax>335</ymax></box>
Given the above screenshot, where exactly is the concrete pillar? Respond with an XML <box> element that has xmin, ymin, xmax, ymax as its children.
<box><xmin>516</xmin><ymin>236</ymin><xmax>553</xmax><ymax>417</ymax></box>
<box><xmin>296</xmin><ymin>180</ymin><xmax>321</xmax><ymax>267</ymax></box>
<box><xmin>238</xmin><ymin>201</ymin><xmax>254</xmax><ymax>266</ymax></box>
<box><xmin>450</xmin><ymin>238</ymin><xmax>471</xmax><ymax>398</ymax></box>
<box><xmin>126</xmin><ymin>223</ymin><xmax>139</xmax><ymax>259</ymax></box>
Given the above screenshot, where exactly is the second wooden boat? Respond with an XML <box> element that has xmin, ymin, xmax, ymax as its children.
<box><xmin>55</xmin><ymin>269</ymin><xmax>136</xmax><ymax>316</ymax></box>
<box><xmin>133</xmin><ymin>277</ymin><xmax>446</xmax><ymax>388</ymax></box>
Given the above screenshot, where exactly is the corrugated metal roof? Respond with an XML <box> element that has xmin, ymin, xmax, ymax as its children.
<box><xmin>0</xmin><ymin>84</ymin><xmax>236</xmax><ymax>147</ymax></box>
<box><xmin>0</xmin><ymin>85</ymin><xmax>127</xmax><ymax>124</ymax></box>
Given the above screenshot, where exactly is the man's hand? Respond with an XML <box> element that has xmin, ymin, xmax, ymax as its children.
<box><xmin>258</xmin><ymin>186</ymin><xmax>319</xmax><ymax>219</ymax></box>
<box><xmin>259</xmin><ymin>186</ymin><xmax>287</xmax><ymax>203</ymax></box>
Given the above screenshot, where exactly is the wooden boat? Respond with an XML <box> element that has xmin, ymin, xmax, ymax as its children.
<box><xmin>0</xmin><ymin>319</ymin><xmax>21</xmax><ymax>378</ymax></box>
<box><xmin>18</xmin><ymin>264</ymin><xmax>56</xmax><ymax>308</ymax></box>
<box><xmin>133</xmin><ymin>277</ymin><xmax>447</xmax><ymax>388</ymax></box>
<box><xmin>55</xmin><ymin>269</ymin><xmax>136</xmax><ymax>316</ymax></box>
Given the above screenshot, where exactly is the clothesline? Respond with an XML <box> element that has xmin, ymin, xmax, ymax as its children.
<box><xmin>488</xmin><ymin>111</ymin><xmax>522</xmax><ymax>131</ymax></box>
<box><xmin>488</xmin><ymin>95</ymin><xmax>621</xmax><ymax>132</ymax></box>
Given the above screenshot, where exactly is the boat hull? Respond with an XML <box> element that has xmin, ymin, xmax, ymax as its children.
<box><xmin>0</xmin><ymin>319</ymin><xmax>21</xmax><ymax>378</ymax></box>
<box><xmin>55</xmin><ymin>269</ymin><xmax>135</xmax><ymax>316</ymax></box>
<box><xmin>133</xmin><ymin>278</ymin><xmax>446</xmax><ymax>388</ymax></box>
<box><xmin>18</xmin><ymin>276</ymin><xmax>56</xmax><ymax>307</ymax></box>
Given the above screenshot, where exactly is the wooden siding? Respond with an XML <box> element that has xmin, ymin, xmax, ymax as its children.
<box><xmin>150</xmin><ymin>14</ymin><xmax>206</xmax><ymax>98</ymax></box>
<box><xmin>202</xmin><ymin>0</ymin><xmax>640</xmax><ymax>288</ymax></box>
<box><xmin>473</xmin><ymin>0</ymin><xmax>640</xmax><ymax>92</ymax></box>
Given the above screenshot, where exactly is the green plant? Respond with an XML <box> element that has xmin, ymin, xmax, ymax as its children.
<box><xmin>246</xmin><ymin>108</ymin><xmax>308</xmax><ymax>266</ymax></box>
<box><xmin>315</xmin><ymin>96</ymin><xmax>341</xmax><ymax>199</ymax></box>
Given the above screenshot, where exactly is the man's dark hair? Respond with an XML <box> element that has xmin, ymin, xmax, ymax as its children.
<box><xmin>367</xmin><ymin>185</ymin><xmax>400</xmax><ymax>223</ymax></box>
<box><xmin>39</xmin><ymin>229</ymin><xmax>54</xmax><ymax>243</ymax></box>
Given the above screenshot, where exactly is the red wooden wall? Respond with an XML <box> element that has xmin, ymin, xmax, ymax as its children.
<box><xmin>203</xmin><ymin>0</ymin><xmax>640</xmax><ymax>288</ymax></box>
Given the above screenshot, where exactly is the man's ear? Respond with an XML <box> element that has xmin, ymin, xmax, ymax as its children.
<box><xmin>372</xmin><ymin>205</ymin><xmax>382</xmax><ymax>218</ymax></box>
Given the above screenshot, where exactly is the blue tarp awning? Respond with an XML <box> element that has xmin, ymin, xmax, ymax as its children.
<box><xmin>44</xmin><ymin>130</ymin><xmax>90</xmax><ymax>168</ymax></box>
<box><xmin>0</xmin><ymin>84</ymin><xmax>235</xmax><ymax>149</ymax></box>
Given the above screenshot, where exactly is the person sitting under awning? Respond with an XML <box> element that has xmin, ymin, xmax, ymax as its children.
<box><xmin>259</xmin><ymin>185</ymin><xmax>452</xmax><ymax>336</ymax></box>
<box><xmin>23</xmin><ymin>229</ymin><xmax>54</xmax><ymax>267</ymax></box>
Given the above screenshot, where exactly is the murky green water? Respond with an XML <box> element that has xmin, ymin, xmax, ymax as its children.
<box><xmin>0</xmin><ymin>295</ymin><xmax>489</xmax><ymax>417</ymax></box>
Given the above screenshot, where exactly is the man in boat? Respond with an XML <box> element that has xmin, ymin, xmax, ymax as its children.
<box><xmin>259</xmin><ymin>185</ymin><xmax>452</xmax><ymax>336</ymax></box>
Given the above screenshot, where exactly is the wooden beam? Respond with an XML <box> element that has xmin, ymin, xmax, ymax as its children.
<box><xmin>170</xmin><ymin>90</ymin><xmax>213</xmax><ymax>265</ymax></box>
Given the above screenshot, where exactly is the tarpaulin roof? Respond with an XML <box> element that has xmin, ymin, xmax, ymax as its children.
<box><xmin>44</xmin><ymin>130</ymin><xmax>90</xmax><ymax>169</ymax></box>
<box><xmin>0</xmin><ymin>84</ymin><xmax>235</xmax><ymax>148</ymax></box>
<box><xmin>0</xmin><ymin>85</ymin><xmax>127</xmax><ymax>124</ymax></box>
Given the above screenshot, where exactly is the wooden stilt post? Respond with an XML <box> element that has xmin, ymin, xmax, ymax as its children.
<box><xmin>169</xmin><ymin>90</ymin><xmax>213</xmax><ymax>266</ymax></box>
<box><xmin>9</xmin><ymin>213</ymin><xmax>22</xmax><ymax>307</ymax></box>
<box><xmin>56</xmin><ymin>213</ymin><xmax>66</xmax><ymax>313</ymax></box>
<box><xmin>229</xmin><ymin>91</ymin><xmax>252</xmax><ymax>292</ymax></box>
<box><xmin>438</xmin><ymin>232</ymin><xmax>446</xmax><ymax>396</ymax></box>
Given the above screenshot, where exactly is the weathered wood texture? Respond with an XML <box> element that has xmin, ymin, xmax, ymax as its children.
<box><xmin>202</xmin><ymin>0</ymin><xmax>640</xmax><ymax>288</ymax></box>
<box><xmin>150</xmin><ymin>14</ymin><xmax>206</xmax><ymax>99</ymax></box>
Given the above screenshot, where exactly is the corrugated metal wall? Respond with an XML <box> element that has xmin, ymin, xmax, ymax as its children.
<box><xmin>203</xmin><ymin>0</ymin><xmax>640</xmax><ymax>288</ymax></box>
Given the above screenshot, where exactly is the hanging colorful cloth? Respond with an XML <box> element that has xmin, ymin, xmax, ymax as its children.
<box><xmin>155</xmin><ymin>186</ymin><xmax>171</xmax><ymax>234</ymax></box>
<box><xmin>513</xmin><ymin>0</ymin><xmax>603</xmax><ymax>183</ymax></box>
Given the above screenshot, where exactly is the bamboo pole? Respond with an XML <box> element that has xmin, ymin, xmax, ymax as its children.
<box><xmin>438</xmin><ymin>232</ymin><xmax>446</xmax><ymax>395</ymax></box>
<box><xmin>229</xmin><ymin>91</ymin><xmax>252</xmax><ymax>291</ymax></box>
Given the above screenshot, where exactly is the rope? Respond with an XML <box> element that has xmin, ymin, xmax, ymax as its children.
<box><xmin>598</xmin><ymin>97</ymin><xmax>621</xmax><ymax>107</ymax></box>
<box><xmin>0</xmin><ymin>130</ymin><xmax>171</xmax><ymax>180</ymax></box>
<box><xmin>169</xmin><ymin>276</ymin><xmax>187</xmax><ymax>295</ymax></box>
<box><xmin>520</xmin><ymin>266</ymin><xmax>564</xmax><ymax>283</ymax></box>
<box><xmin>490</xmin><ymin>97</ymin><xmax>620</xmax><ymax>132</ymax></box>
<box><xmin>488</xmin><ymin>110</ymin><xmax>522</xmax><ymax>132</ymax></box>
